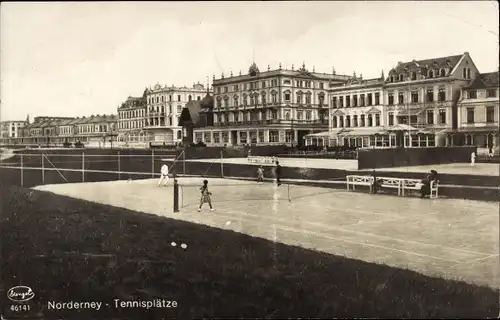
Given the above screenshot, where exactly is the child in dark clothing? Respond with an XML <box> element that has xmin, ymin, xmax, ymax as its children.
<box><xmin>198</xmin><ymin>180</ymin><xmax>214</xmax><ymax>212</ymax></box>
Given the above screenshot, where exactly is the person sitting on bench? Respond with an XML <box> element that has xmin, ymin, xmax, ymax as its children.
<box><xmin>420</xmin><ymin>170</ymin><xmax>438</xmax><ymax>198</ymax></box>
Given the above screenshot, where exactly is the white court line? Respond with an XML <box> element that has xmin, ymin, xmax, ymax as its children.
<box><xmin>201</xmin><ymin>209</ymin><xmax>461</xmax><ymax>264</ymax></box>
<box><xmin>184</xmin><ymin>203</ymin><xmax>492</xmax><ymax>257</ymax></box>
<box><xmin>449</xmin><ymin>254</ymin><xmax>500</xmax><ymax>268</ymax></box>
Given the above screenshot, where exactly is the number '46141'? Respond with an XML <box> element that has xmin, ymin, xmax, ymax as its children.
<box><xmin>10</xmin><ymin>304</ymin><xmax>31</xmax><ymax>312</ymax></box>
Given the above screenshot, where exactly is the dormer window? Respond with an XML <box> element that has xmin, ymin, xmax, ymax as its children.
<box><xmin>428</xmin><ymin>70</ymin><xmax>434</xmax><ymax>78</ymax></box>
<box><xmin>411</xmin><ymin>72</ymin><xmax>416</xmax><ymax>81</ymax></box>
<box><xmin>399</xmin><ymin>74</ymin><xmax>404</xmax><ymax>82</ymax></box>
<box><xmin>440</xmin><ymin>69</ymin><xmax>446</xmax><ymax>77</ymax></box>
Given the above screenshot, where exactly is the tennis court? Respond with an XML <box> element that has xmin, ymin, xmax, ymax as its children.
<box><xmin>34</xmin><ymin>177</ymin><xmax>499</xmax><ymax>288</ymax></box>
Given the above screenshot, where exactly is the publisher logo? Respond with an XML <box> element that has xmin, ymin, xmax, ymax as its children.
<box><xmin>7</xmin><ymin>286</ymin><xmax>35</xmax><ymax>302</ymax></box>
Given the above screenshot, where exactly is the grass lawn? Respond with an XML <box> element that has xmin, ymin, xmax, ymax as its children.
<box><xmin>0</xmin><ymin>181</ymin><xmax>498</xmax><ymax>319</ymax></box>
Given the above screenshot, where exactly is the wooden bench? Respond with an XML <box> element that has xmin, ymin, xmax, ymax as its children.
<box><xmin>247</xmin><ymin>156</ymin><xmax>275</xmax><ymax>164</ymax></box>
<box><xmin>401</xmin><ymin>178</ymin><xmax>439</xmax><ymax>198</ymax></box>
<box><xmin>346</xmin><ymin>175</ymin><xmax>373</xmax><ymax>191</ymax></box>
<box><xmin>375</xmin><ymin>176</ymin><xmax>403</xmax><ymax>196</ymax></box>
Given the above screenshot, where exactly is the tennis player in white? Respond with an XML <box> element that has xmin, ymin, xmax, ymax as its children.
<box><xmin>157</xmin><ymin>163</ymin><xmax>169</xmax><ymax>187</ymax></box>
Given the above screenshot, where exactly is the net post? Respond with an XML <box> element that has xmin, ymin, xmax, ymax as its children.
<box><xmin>118</xmin><ymin>151</ymin><xmax>121</xmax><ymax>180</ymax></box>
<box><xmin>152</xmin><ymin>149</ymin><xmax>155</xmax><ymax>178</ymax></box>
<box><xmin>82</xmin><ymin>152</ymin><xmax>85</xmax><ymax>182</ymax></box>
<box><xmin>42</xmin><ymin>153</ymin><xmax>45</xmax><ymax>184</ymax></box>
<box><xmin>21</xmin><ymin>152</ymin><xmax>24</xmax><ymax>187</ymax></box>
<box><xmin>173</xmin><ymin>176</ymin><xmax>179</xmax><ymax>213</ymax></box>
<box><xmin>220</xmin><ymin>150</ymin><xmax>224</xmax><ymax>178</ymax></box>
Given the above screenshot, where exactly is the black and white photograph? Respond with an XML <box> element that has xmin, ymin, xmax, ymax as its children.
<box><xmin>1</xmin><ymin>1</ymin><xmax>499</xmax><ymax>319</ymax></box>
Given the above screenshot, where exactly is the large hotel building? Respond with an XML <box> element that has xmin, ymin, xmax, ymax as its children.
<box><xmin>192</xmin><ymin>62</ymin><xmax>350</xmax><ymax>146</ymax></box>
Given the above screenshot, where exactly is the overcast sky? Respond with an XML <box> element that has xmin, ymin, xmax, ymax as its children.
<box><xmin>1</xmin><ymin>1</ymin><xmax>498</xmax><ymax>121</ymax></box>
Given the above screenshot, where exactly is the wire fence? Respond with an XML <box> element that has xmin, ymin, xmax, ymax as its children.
<box><xmin>0</xmin><ymin>150</ymin><xmax>498</xmax><ymax>203</ymax></box>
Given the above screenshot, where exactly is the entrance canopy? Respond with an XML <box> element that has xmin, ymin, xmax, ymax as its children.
<box><xmin>337</xmin><ymin>128</ymin><xmax>387</xmax><ymax>137</ymax></box>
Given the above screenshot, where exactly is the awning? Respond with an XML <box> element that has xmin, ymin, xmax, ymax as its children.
<box><xmin>304</xmin><ymin>129</ymin><xmax>343</xmax><ymax>139</ymax></box>
<box><xmin>337</xmin><ymin>128</ymin><xmax>387</xmax><ymax>136</ymax></box>
<box><xmin>456</xmin><ymin>127</ymin><xmax>500</xmax><ymax>133</ymax></box>
<box><xmin>397</xmin><ymin>108</ymin><xmax>426</xmax><ymax>116</ymax></box>
<box><xmin>387</xmin><ymin>124</ymin><xmax>420</xmax><ymax>132</ymax></box>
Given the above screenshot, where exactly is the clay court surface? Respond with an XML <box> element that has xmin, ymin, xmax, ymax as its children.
<box><xmin>34</xmin><ymin>177</ymin><xmax>499</xmax><ymax>288</ymax></box>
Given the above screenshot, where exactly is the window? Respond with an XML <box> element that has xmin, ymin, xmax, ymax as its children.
<box><xmin>360</xmin><ymin>115</ymin><xmax>365</xmax><ymax>127</ymax></box>
<box><xmin>297</xmin><ymin>110</ymin><xmax>303</xmax><ymax>120</ymax></box>
<box><xmin>271</xmin><ymin>110</ymin><xmax>278</xmax><ymax>119</ymax></box>
<box><xmin>306</xmin><ymin>111</ymin><xmax>312</xmax><ymax>120</ymax></box>
<box><xmin>224</xmin><ymin>87</ymin><xmax>228</xmax><ymax>93</ymax></box>
<box><xmin>339</xmin><ymin>116</ymin><xmax>344</xmax><ymax>127</ymax></box>
<box><xmin>353</xmin><ymin>115</ymin><xmax>358</xmax><ymax>127</ymax></box>
<box><xmin>398</xmin><ymin>92</ymin><xmax>404</xmax><ymax>105</ymax></box>
<box><xmin>439</xmin><ymin>109</ymin><xmax>446</xmax><ymax>124</ymax></box>
<box><xmin>411</xmin><ymin>91</ymin><xmax>419</xmax><ymax>103</ymax></box>
<box><xmin>411</xmin><ymin>72</ymin><xmax>416</xmax><ymax>80</ymax></box>
<box><xmin>258</xmin><ymin>131</ymin><xmax>264</xmax><ymax>143</ymax></box>
<box><xmin>296</xmin><ymin>93</ymin><xmax>302</xmax><ymax>104</ymax></box>
<box><xmin>353</xmin><ymin>95</ymin><xmax>358</xmax><ymax>107</ymax></box>
<box><xmin>169</xmin><ymin>106</ymin><xmax>172</xmax><ymax>113</ymax></box>
<box><xmin>467</xmin><ymin>68</ymin><xmax>471</xmax><ymax>79</ymax></box>
<box><xmin>375</xmin><ymin>114</ymin><xmax>380</xmax><ymax>126</ymax></box>
<box><xmin>250</xmin><ymin>96</ymin><xmax>254</xmax><ymax>105</ymax></box>
<box><xmin>243</xmin><ymin>95</ymin><xmax>248</xmax><ymax>106</ymax></box>
<box><xmin>305</xmin><ymin>94</ymin><xmax>311</xmax><ymax>105</ymax></box>
<box><xmin>466</xmin><ymin>108</ymin><xmax>475</xmax><ymax>123</ymax></box>
<box><xmin>345</xmin><ymin>115</ymin><xmax>351</xmax><ymax>127</ymax></box>
<box><xmin>345</xmin><ymin>95</ymin><xmax>350</xmax><ymax>107</ymax></box>
<box><xmin>285</xmin><ymin>112</ymin><xmax>290</xmax><ymax>120</ymax></box>
<box><xmin>463</xmin><ymin>68</ymin><xmax>467</xmax><ymax>78</ymax></box>
<box><xmin>217</xmin><ymin>100</ymin><xmax>222</xmax><ymax>108</ymax></box>
<box><xmin>375</xmin><ymin>93</ymin><xmax>380</xmax><ymax>105</ymax></box>
<box><xmin>213</xmin><ymin>132</ymin><xmax>220</xmax><ymax>143</ymax></box>
<box><xmin>283</xmin><ymin>80</ymin><xmax>291</xmax><ymax>85</ymax></box>
<box><xmin>388</xmin><ymin>112</ymin><xmax>394</xmax><ymax>126</ymax></box>
<box><xmin>388</xmin><ymin>93</ymin><xmax>394</xmax><ymax>106</ymax></box>
<box><xmin>261</xmin><ymin>81</ymin><xmax>266</xmax><ymax>88</ymax></box>
<box><xmin>234</xmin><ymin>85</ymin><xmax>239</xmax><ymax>91</ymax></box>
<box><xmin>339</xmin><ymin>97</ymin><xmax>344</xmax><ymax>108</ymax></box>
<box><xmin>269</xmin><ymin>130</ymin><xmax>279</xmax><ymax>143</ymax></box>
<box><xmin>432</xmin><ymin>89</ymin><xmax>444</xmax><ymax>102</ymax></box>
<box><xmin>177</xmin><ymin>105</ymin><xmax>182</xmax><ymax>113</ymax></box>
<box><xmin>222</xmin><ymin>132</ymin><xmax>229</xmax><ymax>143</ymax></box>
<box><xmin>399</xmin><ymin>74</ymin><xmax>404</xmax><ymax>82</ymax></box>
<box><xmin>285</xmin><ymin>92</ymin><xmax>291</xmax><ymax>101</ymax></box>
<box><xmin>468</xmin><ymin>90</ymin><xmax>477</xmax><ymax>99</ymax></box>
<box><xmin>427</xmin><ymin>110</ymin><xmax>434</xmax><ymax>124</ymax></box>
<box><xmin>318</xmin><ymin>95</ymin><xmax>325</xmax><ymax>106</ymax></box>
<box><xmin>486</xmin><ymin>106</ymin><xmax>495</xmax><ymax>123</ymax></box>
<box><xmin>319</xmin><ymin>83</ymin><xmax>324</xmax><ymax>89</ymax></box>
<box><xmin>487</xmin><ymin>89</ymin><xmax>497</xmax><ymax>98</ymax></box>
<box><xmin>272</xmin><ymin>92</ymin><xmax>277</xmax><ymax>103</ymax></box>
<box><xmin>367</xmin><ymin>114</ymin><xmax>373</xmax><ymax>126</ymax></box>
<box><xmin>332</xmin><ymin>97</ymin><xmax>337</xmax><ymax>108</ymax></box>
<box><xmin>169</xmin><ymin>95</ymin><xmax>172</xmax><ymax>101</ymax></box>
<box><xmin>367</xmin><ymin>93</ymin><xmax>372</xmax><ymax>106</ymax></box>
<box><xmin>428</xmin><ymin>70</ymin><xmax>434</xmax><ymax>78</ymax></box>
<box><xmin>440</xmin><ymin>69</ymin><xmax>446</xmax><ymax>77</ymax></box>
<box><xmin>360</xmin><ymin>95</ymin><xmax>365</xmax><ymax>107</ymax></box>
<box><xmin>332</xmin><ymin>116</ymin><xmax>337</xmax><ymax>128</ymax></box>
<box><xmin>234</xmin><ymin>96</ymin><xmax>238</xmax><ymax>106</ymax></box>
<box><xmin>204</xmin><ymin>132</ymin><xmax>211</xmax><ymax>143</ymax></box>
<box><xmin>427</xmin><ymin>89</ymin><xmax>434</xmax><ymax>102</ymax></box>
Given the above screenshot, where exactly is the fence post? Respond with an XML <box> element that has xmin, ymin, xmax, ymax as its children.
<box><xmin>118</xmin><ymin>151</ymin><xmax>121</xmax><ymax>180</ymax></box>
<box><xmin>220</xmin><ymin>150</ymin><xmax>224</xmax><ymax>178</ymax></box>
<box><xmin>152</xmin><ymin>149</ymin><xmax>155</xmax><ymax>178</ymax></box>
<box><xmin>20</xmin><ymin>152</ymin><xmax>24</xmax><ymax>187</ymax></box>
<box><xmin>182</xmin><ymin>149</ymin><xmax>186</xmax><ymax>175</ymax></box>
<box><xmin>82</xmin><ymin>152</ymin><xmax>85</xmax><ymax>182</ymax></box>
<box><xmin>41</xmin><ymin>153</ymin><xmax>45</xmax><ymax>184</ymax></box>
